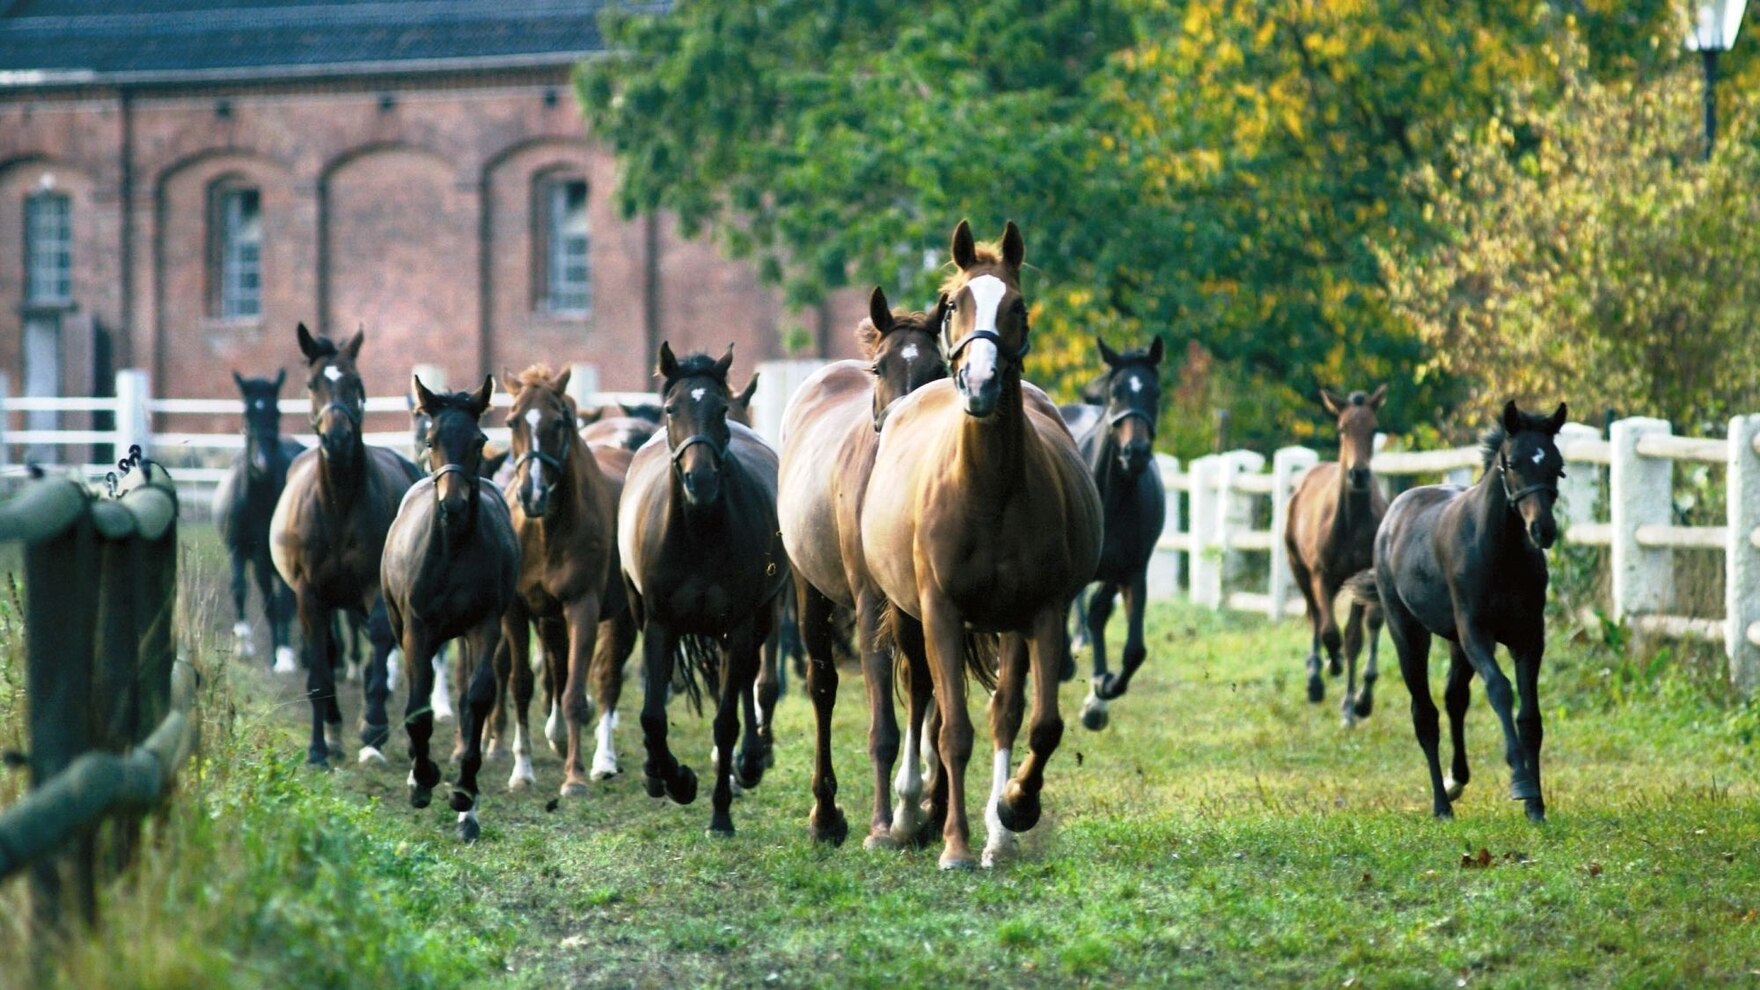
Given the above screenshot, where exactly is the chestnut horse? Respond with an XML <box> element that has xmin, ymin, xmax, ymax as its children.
<box><xmin>1061</xmin><ymin>337</ymin><xmax>1167</xmax><ymax>733</ymax></box>
<box><xmin>270</xmin><ymin>324</ymin><xmax>423</xmax><ymax>767</ymax></box>
<box><xmin>778</xmin><ymin>285</ymin><xmax>947</xmax><ymax>849</ymax></box>
<box><xmin>619</xmin><ymin>344</ymin><xmax>788</xmax><ymax>836</ymax></box>
<box><xmin>214</xmin><ymin>369</ymin><xmax>304</xmax><ymax>674</ymax></box>
<box><xmin>499</xmin><ymin>365</ymin><xmax>629</xmax><ymax>796</ymax></box>
<box><xmin>1358</xmin><ymin>401</ymin><xmax>1566</xmax><ymax>822</ymax></box>
<box><xmin>381</xmin><ymin>376</ymin><xmax>519</xmax><ymax>840</ymax></box>
<box><xmin>1285</xmin><ymin>385</ymin><xmax>1387</xmax><ymax>721</ymax></box>
<box><xmin>861</xmin><ymin>220</ymin><xmax>1102</xmax><ymax>869</ymax></box>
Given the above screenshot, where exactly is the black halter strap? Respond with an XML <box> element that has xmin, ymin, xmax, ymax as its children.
<box><xmin>1499</xmin><ymin>449</ymin><xmax>1556</xmax><ymax>509</ymax></box>
<box><xmin>514</xmin><ymin>423</ymin><xmax>571</xmax><ymax>479</ymax></box>
<box><xmin>940</xmin><ymin>300</ymin><xmax>1031</xmax><ymax>365</ymax></box>
<box><xmin>670</xmin><ymin>433</ymin><xmax>723</xmax><ymax>466</ymax></box>
<box><xmin>1107</xmin><ymin>406</ymin><xmax>1156</xmax><ymax>437</ymax></box>
<box><xmin>311</xmin><ymin>399</ymin><xmax>362</xmax><ymax>430</ymax></box>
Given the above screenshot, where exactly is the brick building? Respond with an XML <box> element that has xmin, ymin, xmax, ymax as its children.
<box><xmin>0</xmin><ymin>0</ymin><xmax>862</xmax><ymax>441</ymax></box>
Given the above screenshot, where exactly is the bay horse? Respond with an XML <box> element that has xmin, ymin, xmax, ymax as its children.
<box><xmin>500</xmin><ymin>364</ymin><xmax>630</xmax><ymax>796</ymax></box>
<box><xmin>213</xmin><ymin>369</ymin><xmax>304</xmax><ymax>674</ymax></box>
<box><xmin>270</xmin><ymin>324</ymin><xmax>423</xmax><ymax>767</ymax></box>
<box><xmin>1060</xmin><ymin>337</ymin><xmax>1167</xmax><ymax>733</ymax></box>
<box><xmin>1360</xmin><ymin>401</ymin><xmax>1566</xmax><ymax>822</ymax></box>
<box><xmin>778</xmin><ymin>285</ymin><xmax>947</xmax><ymax>849</ymax></box>
<box><xmin>861</xmin><ymin>220</ymin><xmax>1102</xmax><ymax>869</ymax></box>
<box><xmin>1285</xmin><ymin>385</ymin><xmax>1388</xmax><ymax>721</ymax></box>
<box><xmin>381</xmin><ymin>376</ymin><xmax>519</xmax><ymax>840</ymax></box>
<box><xmin>619</xmin><ymin>343</ymin><xmax>788</xmax><ymax>836</ymax></box>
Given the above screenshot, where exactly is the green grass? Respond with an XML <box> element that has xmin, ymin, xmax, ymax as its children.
<box><xmin>3</xmin><ymin>528</ymin><xmax>1759</xmax><ymax>988</ymax></box>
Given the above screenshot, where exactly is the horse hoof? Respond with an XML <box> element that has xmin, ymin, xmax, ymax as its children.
<box><xmin>360</xmin><ymin>722</ymin><xmax>390</xmax><ymax>751</ymax></box>
<box><xmin>1443</xmin><ymin>775</ymin><xmax>1466</xmax><ymax>800</ymax></box>
<box><xmin>306</xmin><ymin>749</ymin><xmax>330</xmax><ymax>770</ymax></box>
<box><xmin>456</xmin><ymin>809</ymin><xmax>481</xmax><ymax>843</ymax></box>
<box><xmin>1509</xmin><ymin>777</ymin><xmax>1541</xmax><ymax>802</ymax></box>
<box><xmin>508</xmin><ymin>773</ymin><xmax>534</xmax><ymax>792</ymax></box>
<box><xmin>706</xmin><ymin>821</ymin><xmax>736</xmax><ymax>839</ymax></box>
<box><xmin>938</xmin><ymin>853</ymin><xmax>977</xmax><ymax>872</ymax></box>
<box><xmin>273</xmin><ymin>647</ymin><xmax>298</xmax><ymax>674</ymax></box>
<box><xmin>1306</xmin><ymin>675</ymin><xmax>1324</xmax><ymax>703</ymax></box>
<box><xmin>357</xmin><ymin>746</ymin><xmax>386</xmax><ymax>766</ymax></box>
<box><xmin>589</xmin><ymin>760</ymin><xmax>621</xmax><ymax>782</ymax></box>
<box><xmin>1352</xmin><ymin>695</ymin><xmax>1375</xmax><ymax>719</ymax></box>
<box><xmin>560</xmin><ymin>779</ymin><xmax>590</xmax><ymax>799</ymax></box>
<box><xmin>981</xmin><ymin>836</ymin><xmax>1019</xmax><ymax>870</ymax></box>
<box><xmin>995</xmin><ymin>783</ymin><xmax>1041</xmax><ymax>833</ymax></box>
<box><xmin>1079</xmin><ymin>694</ymin><xmax>1110</xmax><ymax>732</ymax></box>
<box><xmin>449</xmin><ymin>788</ymin><xmax>476</xmax><ymax>813</ymax></box>
<box><xmin>1327</xmin><ymin>656</ymin><xmax>1342</xmax><ymax>677</ymax></box>
<box><xmin>734</xmin><ymin>752</ymin><xmax>768</xmax><ymax>790</ymax></box>
<box><xmin>808</xmin><ymin>807</ymin><xmax>849</xmax><ymax>847</ymax></box>
<box><xmin>410</xmin><ymin>784</ymin><xmax>432</xmax><ymax>809</ymax></box>
<box><xmin>1525</xmin><ymin>804</ymin><xmax>1547</xmax><ymax>824</ymax></box>
<box><xmin>667</xmin><ymin>766</ymin><xmax>698</xmax><ymax>806</ymax></box>
<box><xmin>1433</xmin><ymin>805</ymin><xmax>1454</xmax><ymax>820</ymax></box>
<box><xmin>864</xmin><ymin>829</ymin><xmax>901</xmax><ymax>852</ymax></box>
<box><xmin>644</xmin><ymin>774</ymin><xmax>667</xmax><ymax>799</ymax></box>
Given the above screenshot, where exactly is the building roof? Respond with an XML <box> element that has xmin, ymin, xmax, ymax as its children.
<box><xmin>0</xmin><ymin>0</ymin><xmax>634</xmax><ymax>88</ymax></box>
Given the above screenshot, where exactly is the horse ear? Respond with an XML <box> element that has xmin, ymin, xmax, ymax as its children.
<box><xmin>1502</xmin><ymin>399</ymin><xmax>1524</xmax><ymax>436</ymax></box>
<box><xmin>1319</xmin><ymin>388</ymin><xmax>1346</xmax><ymax>416</ymax></box>
<box><xmin>342</xmin><ymin>327</ymin><xmax>364</xmax><ymax>362</ymax></box>
<box><xmin>931</xmin><ymin>292</ymin><xmax>950</xmax><ymax>331</ymax></box>
<box><xmin>233</xmin><ymin>370</ymin><xmax>247</xmax><ymax>391</ymax></box>
<box><xmin>552</xmin><ymin>366</ymin><xmax>572</xmax><ymax>395</ymax></box>
<box><xmin>482</xmin><ymin>447</ymin><xmax>509</xmax><ymax>477</ymax></box>
<box><xmin>1001</xmin><ymin>220</ymin><xmax>1024</xmax><ymax>269</ymax></box>
<box><xmin>296</xmin><ymin>322</ymin><xmax>320</xmax><ymax>362</ymax></box>
<box><xmin>1146</xmin><ymin>336</ymin><xmax>1165</xmax><ymax>366</ymax></box>
<box><xmin>737</xmin><ymin>373</ymin><xmax>759</xmax><ymax>405</ymax></box>
<box><xmin>579</xmin><ymin>404</ymin><xmax>604</xmax><ymax>425</ymax></box>
<box><xmin>273</xmin><ymin>368</ymin><xmax>286</xmax><ymax>391</ymax></box>
<box><xmin>1368</xmin><ymin>383</ymin><xmax>1388</xmax><ymax>410</ymax></box>
<box><xmin>714</xmin><ymin>343</ymin><xmax>735</xmax><ymax>381</ymax></box>
<box><xmin>411</xmin><ymin>374</ymin><xmax>439</xmax><ymax>415</ymax></box>
<box><xmin>502</xmin><ymin>368</ymin><xmax>521</xmax><ymax>398</ymax></box>
<box><xmin>657</xmin><ymin>341</ymin><xmax>679</xmax><ymax>381</ymax></box>
<box><xmin>1097</xmin><ymin>337</ymin><xmax>1122</xmax><ymax>369</ymax></box>
<box><xmin>470</xmin><ymin>375</ymin><xmax>494</xmax><ymax>417</ymax></box>
<box><xmin>951</xmin><ymin>219</ymin><xmax>977</xmax><ymax>270</ymax></box>
<box><xmin>1545</xmin><ymin>402</ymin><xmax>1568</xmax><ymax>434</ymax></box>
<box><xmin>869</xmin><ymin>285</ymin><xmax>895</xmax><ymax>335</ymax></box>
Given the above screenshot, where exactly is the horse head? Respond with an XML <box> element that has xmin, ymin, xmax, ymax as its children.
<box><xmin>296</xmin><ymin>322</ymin><xmax>366</xmax><ymax>461</ymax></box>
<box><xmin>657</xmin><ymin>341</ymin><xmax>734</xmax><ymax>509</ymax></box>
<box><xmin>1320</xmin><ymin>384</ymin><xmax>1387</xmax><ymax>494</ymax></box>
<box><xmin>413</xmin><ymin>374</ymin><xmax>493</xmax><ymax>541</ymax></box>
<box><xmin>505</xmin><ymin>364</ymin><xmax>577</xmax><ymax>519</ymax></box>
<box><xmin>938</xmin><ymin>219</ymin><xmax>1028</xmax><ymax>419</ymax></box>
<box><xmin>1488</xmin><ymin>400</ymin><xmax>1569</xmax><ymax>551</ymax></box>
<box><xmin>1096</xmin><ymin>336</ymin><xmax>1164</xmax><ymax>477</ymax></box>
<box><xmin>233</xmin><ymin>367</ymin><xmax>286</xmax><ymax>478</ymax></box>
<box><xmin>859</xmin><ymin>285</ymin><xmax>947</xmax><ymax>431</ymax></box>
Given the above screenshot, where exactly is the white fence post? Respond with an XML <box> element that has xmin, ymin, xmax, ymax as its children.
<box><xmin>1556</xmin><ymin>421</ymin><xmax>1602</xmax><ymax>528</ymax></box>
<box><xmin>411</xmin><ymin>363</ymin><xmax>447</xmax><ymax>393</ymax></box>
<box><xmin>1188</xmin><ymin>454</ymin><xmax>1222</xmax><ymax>608</ymax></box>
<box><xmin>1726</xmin><ymin>415</ymin><xmax>1760</xmax><ymax>694</ymax></box>
<box><xmin>0</xmin><ymin>371</ymin><xmax>9</xmax><ymax>470</ymax></box>
<box><xmin>566</xmin><ymin>362</ymin><xmax>600</xmax><ymax>410</ymax></box>
<box><xmin>1147</xmin><ymin>453</ymin><xmax>1183</xmax><ymax>600</ymax></box>
<box><xmin>1217</xmin><ymin>449</ymin><xmax>1266</xmax><ymax>604</ymax></box>
<box><xmin>753</xmin><ymin>359</ymin><xmax>827</xmax><ymax>447</ymax></box>
<box><xmin>1269</xmin><ymin>446</ymin><xmax>1318</xmax><ymax>621</ymax></box>
<box><xmin>114</xmin><ymin>369</ymin><xmax>153</xmax><ymax>458</ymax></box>
<box><xmin>1610</xmin><ymin>416</ymin><xmax>1674</xmax><ymax>621</ymax></box>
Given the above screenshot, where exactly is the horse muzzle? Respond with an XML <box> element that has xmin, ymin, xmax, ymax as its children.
<box><xmin>1118</xmin><ymin>443</ymin><xmax>1151</xmax><ymax>477</ymax></box>
<box><xmin>1348</xmin><ymin>467</ymin><xmax>1372</xmax><ymax>491</ymax></box>
<box><xmin>1527</xmin><ymin>516</ymin><xmax>1557</xmax><ymax>551</ymax></box>
<box><xmin>520</xmin><ymin>482</ymin><xmax>554</xmax><ymax>518</ymax></box>
<box><xmin>680</xmin><ymin>467</ymin><xmax>721</xmax><ymax>507</ymax></box>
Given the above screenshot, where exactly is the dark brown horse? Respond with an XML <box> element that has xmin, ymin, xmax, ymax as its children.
<box><xmin>778</xmin><ymin>286</ymin><xmax>947</xmax><ymax>849</ymax></box>
<box><xmin>619</xmin><ymin>343</ymin><xmax>788</xmax><ymax>836</ymax></box>
<box><xmin>499</xmin><ymin>365</ymin><xmax>629</xmax><ymax>796</ymax></box>
<box><xmin>1359</xmin><ymin>401</ymin><xmax>1566</xmax><ymax>822</ymax></box>
<box><xmin>579</xmin><ymin>414</ymin><xmax>658</xmax><ymax>453</ymax></box>
<box><xmin>270</xmin><ymin>324</ymin><xmax>423</xmax><ymax>767</ymax></box>
<box><xmin>214</xmin><ymin>369</ymin><xmax>304</xmax><ymax>674</ymax></box>
<box><xmin>861</xmin><ymin>221</ymin><xmax>1102</xmax><ymax>869</ymax></box>
<box><xmin>1285</xmin><ymin>385</ymin><xmax>1388</xmax><ymax>721</ymax></box>
<box><xmin>1060</xmin><ymin>337</ymin><xmax>1167</xmax><ymax>733</ymax></box>
<box><xmin>381</xmin><ymin>376</ymin><xmax>520</xmax><ymax>840</ymax></box>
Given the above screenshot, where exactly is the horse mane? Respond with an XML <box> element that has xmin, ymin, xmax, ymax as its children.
<box><xmin>1478</xmin><ymin>407</ymin><xmax>1554</xmax><ymax>471</ymax></box>
<box><xmin>854</xmin><ymin>309</ymin><xmax>934</xmax><ymax>359</ymax></box>
<box><xmin>937</xmin><ymin>241</ymin><xmax>1010</xmax><ymax>297</ymax></box>
<box><xmin>423</xmin><ymin>388</ymin><xmax>486</xmax><ymax>418</ymax></box>
<box><xmin>510</xmin><ymin>363</ymin><xmax>563</xmax><ymax>393</ymax></box>
<box><xmin>661</xmin><ymin>352</ymin><xmax>730</xmax><ymax>389</ymax></box>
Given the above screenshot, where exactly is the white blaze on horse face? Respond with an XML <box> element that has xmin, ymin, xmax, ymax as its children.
<box><xmin>691</xmin><ymin>387</ymin><xmax>706</xmax><ymax>403</ymax></box>
<box><xmin>524</xmin><ymin>408</ymin><xmax>545</xmax><ymax>492</ymax></box>
<box><xmin>323</xmin><ymin>366</ymin><xmax>343</xmax><ymax>383</ymax></box>
<box><xmin>967</xmin><ymin>274</ymin><xmax>1007</xmax><ymax>334</ymax></box>
<box><xmin>1130</xmin><ymin>375</ymin><xmax>1144</xmax><ymax>394</ymax></box>
<box><xmin>1531</xmin><ymin>449</ymin><xmax>1545</xmax><ymax>465</ymax></box>
<box><xmin>901</xmin><ymin>343</ymin><xmax>920</xmax><ymax>363</ymax></box>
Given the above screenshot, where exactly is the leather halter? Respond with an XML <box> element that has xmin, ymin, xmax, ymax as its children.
<box><xmin>1107</xmin><ymin>406</ymin><xmax>1157</xmax><ymax>438</ymax></box>
<box><xmin>311</xmin><ymin>399</ymin><xmax>362</xmax><ymax>430</ymax></box>
<box><xmin>940</xmin><ymin>326</ymin><xmax>1031</xmax><ymax>365</ymax></box>
<box><xmin>513</xmin><ymin>416</ymin><xmax>571</xmax><ymax>479</ymax></box>
<box><xmin>1499</xmin><ymin>449</ymin><xmax>1557</xmax><ymax>509</ymax></box>
<box><xmin>670</xmin><ymin>433</ymin><xmax>723</xmax><ymax>467</ymax></box>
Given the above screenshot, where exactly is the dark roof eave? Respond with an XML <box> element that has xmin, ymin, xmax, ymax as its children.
<box><xmin>0</xmin><ymin>49</ymin><xmax>606</xmax><ymax>92</ymax></box>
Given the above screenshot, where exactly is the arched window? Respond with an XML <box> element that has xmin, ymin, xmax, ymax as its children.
<box><xmin>538</xmin><ymin>176</ymin><xmax>590</xmax><ymax>316</ymax></box>
<box><xmin>24</xmin><ymin>191</ymin><xmax>71</xmax><ymax>304</ymax></box>
<box><xmin>208</xmin><ymin>177</ymin><xmax>261</xmax><ymax>320</ymax></box>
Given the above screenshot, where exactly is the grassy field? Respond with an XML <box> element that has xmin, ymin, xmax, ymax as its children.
<box><xmin>2</xmin><ymin>528</ymin><xmax>1758</xmax><ymax>988</ymax></box>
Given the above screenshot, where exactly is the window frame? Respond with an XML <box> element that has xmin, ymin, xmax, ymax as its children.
<box><xmin>207</xmin><ymin>178</ymin><xmax>262</xmax><ymax>322</ymax></box>
<box><xmin>536</xmin><ymin>174</ymin><xmax>591</xmax><ymax>318</ymax></box>
<box><xmin>23</xmin><ymin>191</ymin><xmax>72</xmax><ymax>307</ymax></box>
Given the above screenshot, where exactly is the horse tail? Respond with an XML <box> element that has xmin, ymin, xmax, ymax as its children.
<box><xmin>673</xmin><ymin>634</ymin><xmax>720</xmax><ymax>717</ymax></box>
<box><xmin>1344</xmin><ymin>570</ymin><xmax>1382</xmax><ymax>621</ymax></box>
<box><xmin>879</xmin><ymin>599</ymin><xmax>999</xmax><ymax>696</ymax></box>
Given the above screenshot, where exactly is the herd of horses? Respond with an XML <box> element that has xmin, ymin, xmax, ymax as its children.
<box><xmin>213</xmin><ymin>220</ymin><xmax>1569</xmax><ymax>866</ymax></box>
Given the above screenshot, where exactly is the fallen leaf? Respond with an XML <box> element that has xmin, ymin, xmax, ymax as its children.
<box><xmin>1461</xmin><ymin>848</ymin><xmax>1493</xmax><ymax>869</ymax></box>
<box><xmin>1360</xmin><ymin>871</ymin><xmax>1373</xmax><ymax>886</ymax></box>
<box><xmin>1587</xmin><ymin>862</ymin><xmax>1604</xmax><ymax>877</ymax></box>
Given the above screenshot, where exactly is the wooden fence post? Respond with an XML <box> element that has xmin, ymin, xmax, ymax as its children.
<box><xmin>1269</xmin><ymin>446</ymin><xmax>1317</xmax><ymax>621</ymax></box>
<box><xmin>1147</xmin><ymin>453</ymin><xmax>1183</xmax><ymax>600</ymax></box>
<box><xmin>1217</xmin><ymin>449</ymin><xmax>1266</xmax><ymax>605</ymax></box>
<box><xmin>1556</xmin><ymin>422</ymin><xmax>1603</xmax><ymax>528</ymax></box>
<box><xmin>113</xmin><ymin>369</ymin><xmax>152</xmax><ymax>459</ymax></box>
<box><xmin>1610</xmin><ymin>416</ymin><xmax>1674</xmax><ymax>622</ymax></box>
<box><xmin>1727</xmin><ymin>415</ymin><xmax>1760</xmax><ymax>695</ymax></box>
<box><xmin>1188</xmin><ymin>454</ymin><xmax>1222</xmax><ymax>608</ymax></box>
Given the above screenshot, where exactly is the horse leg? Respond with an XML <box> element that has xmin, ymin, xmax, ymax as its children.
<box><xmin>996</xmin><ymin>608</ymin><xmax>1068</xmax><ymax>845</ymax></box>
<box><xmin>853</xmin><ymin>590</ymin><xmax>896</xmax><ymax>850</ymax></box>
<box><xmin>401</xmin><ymin>626</ymin><xmax>441</xmax><ymax>808</ymax></box>
<box><xmin>1340</xmin><ymin>600</ymin><xmax>1366</xmax><ymax>726</ymax></box>
<box><xmin>1316</xmin><ymin>574</ymin><xmax>1343</xmax><ymax>679</ymax></box>
<box><xmin>1079</xmin><ymin>582</ymin><xmax>1118</xmax><ymax>731</ymax></box>
<box><xmin>799</xmin><ymin>579</ymin><xmax>848</xmax><ymax>845</ymax></box>
<box><xmin>1098</xmin><ymin>572</ymin><xmax>1152</xmax><ymax>703</ymax></box>
<box><xmin>1354</xmin><ymin>601</ymin><xmax>1383</xmax><ymax>720</ymax></box>
<box><xmin>1291</xmin><ymin>559</ymin><xmax>1324</xmax><ymax>702</ymax></box>
<box><xmin>559</xmin><ymin>594</ymin><xmax>601</xmax><ymax>797</ymax></box>
<box><xmin>358</xmin><ymin>600</ymin><xmax>394</xmax><ymax>763</ymax></box>
<box><xmin>736</xmin><ymin>598</ymin><xmax>780</xmax><ymax>789</ymax></box>
<box><xmin>451</xmin><ymin>620</ymin><xmax>502</xmax><ymax>842</ymax></box>
<box><xmin>431</xmin><ymin>642</ymin><xmax>456</xmax><ymax>725</ymax></box>
<box><xmin>589</xmin><ymin>607</ymin><xmax>636</xmax><ymax>781</ymax></box>
<box><xmin>1512</xmin><ymin>641</ymin><xmax>1546</xmax><ymax>823</ymax></box>
<box><xmin>1458</xmin><ymin>623</ymin><xmax>1536</xmax><ymax>806</ymax></box>
<box><xmin>1384</xmin><ymin>598</ymin><xmax>1448</xmax><ymax>817</ymax></box>
<box><xmin>638</xmin><ymin>615</ymin><xmax>695</xmax><ymax>805</ymax></box>
<box><xmin>887</xmin><ymin>611</ymin><xmax>932</xmax><ymax>847</ymax></box>
<box><xmin>982</xmin><ymin>633</ymin><xmax>1029</xmax><ymax>868</ymax></box>
<box><xmin>1068</xmin><ymin>585</ymin><xmax>1090</xmax><ymax>657</ymax></box>
<box><xmin>538</xmin><ymin>618</ymin><xmax>568</xmax><ymax>757</ymax></box>
<box><xmin>1441</xmin><ymin>642</ymin><xmax>1473</xmax><ymax>799</ymax></box>
<box><xmin>254</xmin><ymin>555</ymin><xmax>294</xmax><ymax>673</ymax></box>
<box><xmin>499</xmin><ymin>602</ymin><xmax>534</xmax><ymax>790</ymax></box>
<box><xmin>230</xmin><ymin>552</ymin><xmax>255</xmax><ymax>658</ymax></box>
<box><xmin>921</xmin><ymin>596</ymin><xmax>975</xmax><ymax>870</ymax></box>
<box><xmin>298</xmin><ymin>592</ymin><xmax>337</xmax><ymax>767</ymax></box>
<box><xmin>709</xmin><ymin>623</ymin><xmax>759</xmax><ymax>837</ymax></box>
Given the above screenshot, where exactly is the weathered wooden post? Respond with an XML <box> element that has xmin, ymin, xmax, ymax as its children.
<box><xmin>1610</xmin><ymin>417</ymin><xmax>1675</xmax><ymax>622</ymax></box>
<box><xmin>1187</xmin><ymin>454</ymin><xmax>1222</xmax><ymax>608</ymax></box>
<box><xmin>1726</xmin><ymin>415</ymin><xmax>1760</xmax><ymax>694</ymax></box>
<box><xmin>1146</xmin><ymin>453</ymin><xmax>1183</xmax><ymax>600</ymax></box>
<box><xmin>1217</xmin><ymin>449</ymin><xmax>1266</xmax><ymax>608</ymax></box>
<box><xmin>1269</xmin><ymin>446</ymin><xmax>1318</xmax><ymax>621</ymax></box>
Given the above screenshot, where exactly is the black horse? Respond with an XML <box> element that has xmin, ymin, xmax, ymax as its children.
<box><xmin>1059</xmin><ymin>337</ymin><xmax>1167</xmax><ymax>732</ymax></box>
<box><xmin>213</xmin><ymin>370</ymin><xmax>305</xmax><ymax>673</ymax></box>
<box><xmin>1360</xmin><ymin>400</ymin><xmax>1566</xmax><ymax>823</ymax></box>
